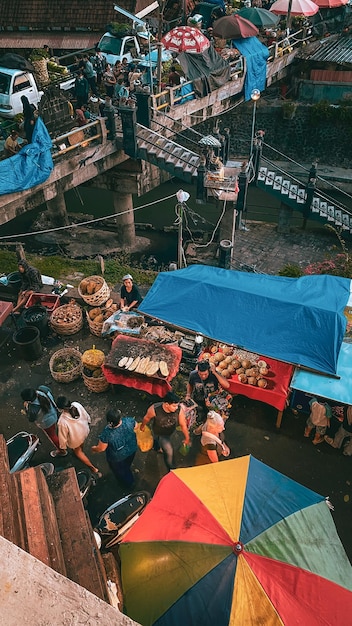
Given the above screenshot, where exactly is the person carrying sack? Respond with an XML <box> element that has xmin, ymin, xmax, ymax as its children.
<box><xmin>20</xmin><ymin>385</ymin><xmax>66</xmax><ymax>456</ymax></box>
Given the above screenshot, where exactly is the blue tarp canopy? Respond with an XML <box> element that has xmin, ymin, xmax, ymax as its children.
<box><xmin>291</xmin><ymin>342</ymin><xmax>352</xmax><ymax>404</ymax></box>
<box><xmin>139</xmin><ymin>266</ymin><xmax>351</xmax><ymax>375</ymax></box>
<box><xmin>232</xmin><ymin>36</ymin><xmax>268</xmax><ymax>101</ymax></box>
<box><xmin>0</xmin><ymin>117</ymin><xmax>53</xmax><ymax>196</ymax></box>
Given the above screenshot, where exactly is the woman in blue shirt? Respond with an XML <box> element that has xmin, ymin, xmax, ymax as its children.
<box><xmin>92</xmin><ymin>409</ymin><xmax>137</xmax><ymax>485</ymax></box>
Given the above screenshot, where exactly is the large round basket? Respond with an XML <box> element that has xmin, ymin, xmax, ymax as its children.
<box><xmin>78</xmin><ymin>276</ymin><xmax>110</xmax><ymax>306</ymax></box>
<box><xmin>82</xmin><ymin>372</ymin><xmax>109</xmax><ymax>393</ymax></box>
<box><xmin>49</xmin><ymin>348</ymin><xmax>83</xmax><ymax>383</ymax></box>
<box><xmin>50</xmin><ymin>303</ymin><xmax>83</xmax><ymax>336</ymax></box>
<box><xmin>86</xmin><ymin>311</ymin><xmax>103</xmax><ymax>337</ymax></box>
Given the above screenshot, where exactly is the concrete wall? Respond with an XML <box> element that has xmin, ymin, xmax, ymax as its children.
<box><xmin>0</xmin><ymin>535</ymin><xmax>140</xmax><ymax>626</ymax></box>
<box><xmin>194</xmin><ymin>101</ymin><xmax>352</xmax><ymax>169</ymax></box>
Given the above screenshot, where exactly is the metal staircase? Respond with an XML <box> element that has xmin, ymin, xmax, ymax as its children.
<box><xmin>136</xmin><ymin>124</ymin><xmax>201</xmax><ymax>184</ymax></box>
<box><xmin>256</xmin><ymin>157</ymin><xmax>352</xmax><ymax>235</ymax></box>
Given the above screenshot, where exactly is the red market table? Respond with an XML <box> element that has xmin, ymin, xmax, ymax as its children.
<box><xmin>102</xmin><ymin>334</ymin><xmax>182</xmax><ymax>398</ymax></box>
<box><xmin>227</xmin><ymin>356</ymin><xmax>294</xmax><ymax>428</ymax></box>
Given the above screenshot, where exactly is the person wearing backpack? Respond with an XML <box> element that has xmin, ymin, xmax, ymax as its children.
<box><xmin>20</xmin><ymin>385</ymin><xmax>66</xmax><ymax>456</ymax></box>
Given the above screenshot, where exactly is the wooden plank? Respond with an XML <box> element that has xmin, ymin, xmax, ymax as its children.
<box><xmin>102</xmin><ymin>552</ymin><xmax>124</xmax><ymax>611</ymax></box>
<box><xmin>0</xmin><ymin>436</ymin><xmax>23</xmax><ymax>546</ymax></box>
<box><xmin>48</xmin><ymin>468</ymin><xmax>107</xmax><ymax>600</ymax></box>
<box><xmin>16</xmin><ymin>468</ymin><xmax>51</xmax><ymax>567</ymax></box>
<box><xmin>35</xmin><ymin>467</ymin><xmax>67</xmax><ymax>576</ymax></box>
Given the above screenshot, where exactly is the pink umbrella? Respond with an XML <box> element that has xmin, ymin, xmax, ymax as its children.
<box><xmin>270</xmin><ymin>0</ymin><xmax>319</xmax><ymax>15</ymax></box>
<box><xmin>313</xmin><ymin>0</ymin><xmax>348</xmax><ymax>6</ymax></box>
<box><xmin>161</xmin><ymin>26</ymin><xmax>211</xmax><ymax>54</ymax></box>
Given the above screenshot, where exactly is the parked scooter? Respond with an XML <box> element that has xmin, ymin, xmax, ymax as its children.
<box><xmin>6</xmin><ymin>431</ymin><xmax>40</xmax><ymax>473</ymax></box>
<box><xmin>94</xmin><ymin>491</ymin><xmax>150</xmax><ymax>550</ymax></box>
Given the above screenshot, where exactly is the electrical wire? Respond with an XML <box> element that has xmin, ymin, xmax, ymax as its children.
<box><xmin>0</xmin><ymin>193</ymin><xmax>176</xmax><ymax>242</ymax></box>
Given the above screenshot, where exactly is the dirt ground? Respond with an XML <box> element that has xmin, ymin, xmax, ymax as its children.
<box><xmin>1</xmin><ymin>312</ymin><xmax>351</xmax><ymax>565</ymax></box>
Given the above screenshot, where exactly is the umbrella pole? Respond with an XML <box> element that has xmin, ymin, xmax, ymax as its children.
<box><xmin>286</xmin><ymin>0</ymin><xmax>293</xmax><ymax>30</ymax></box>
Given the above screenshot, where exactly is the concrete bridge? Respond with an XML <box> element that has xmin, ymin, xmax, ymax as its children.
<box><xmin>0</xmin><ymin>30</ymin><xmax>313</xmax><ymax>247</ymax></box>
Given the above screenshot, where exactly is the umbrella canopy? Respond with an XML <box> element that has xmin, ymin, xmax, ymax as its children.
<box><xmin>270</xmin><ymin>0</ymin><xmax>319</xmax><ymax>15</ymax></box>
<box><xmin>212</xmin><ymin>14</ymin><xmax>259</xmax><ymax>39</ymax></box>
<box><xmin>161</xmin><ymin>26</ymin><xmax>211</xmax><ymax>54</ymax></box>
<box><xmin>237</xmin><ymin>7</ymin><xmax>280</xmax><ymax>28</ymax></box>
<box><xmin>120</xmin><ymin>456</ymin><xmax>352</xmax><ymax>626</ymax></box>
<box><xmin>198</xmin><ymin>134</ymin><xmax>222</xmax><ymax>147</ymax></box>
<box><xmin>313</xmin><ymin>0</ymin><xmax>348</xmax><ymax>6</ymax></box>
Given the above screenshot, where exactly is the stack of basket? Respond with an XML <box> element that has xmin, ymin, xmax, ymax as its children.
<box><xmin>50</xmin><ymin>302</ymin><xmax>83</xmax><ymax>336</ymax></box>
<box><xmin>49</xmin><ymin>348</ymin><xmax>83</xmax><ymax>383</ymax></box>
<box><xmin>82</xmin><ymin>346</ymin><xmax>109</xmax><ymax>393</ymax></box>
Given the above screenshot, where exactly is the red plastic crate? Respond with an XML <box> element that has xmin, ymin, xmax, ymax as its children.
<box><xmin>0</xmin><ymin>301</ymin><xmax>13</xmax><ymax>326</ymax></box>
<box><xmin>25</xmin><ymin>293</ymin><xmax>60</xmax><ymax>312</ymax></box>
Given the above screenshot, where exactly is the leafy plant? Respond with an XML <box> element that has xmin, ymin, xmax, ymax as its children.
<box><xmin>29</xmin><ymin>48</ymin><xmax>49</xmax><ymax>62</ymax></box>
<box><xmin>279</xmin><ymin>264</ymin><xmax>303</xmax><ymax>278</ymax></box>
<box><xmin>106</xmin><ymin>22</ymin><xmax>131</xmax><ymax>38</ymax></box>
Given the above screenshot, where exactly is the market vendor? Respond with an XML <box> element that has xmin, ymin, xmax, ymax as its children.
<box><xmin>120</xmin><ymin>274</ymin><xmax>142</xmax><ymax>311</ymax></box>
<box><xmin>13</xmin><ymin>259</ymin><xmax>43</xmax><ymax>313</ymax></box>
<box><xmin>186</xmin><ymin>360</ymin><xmax>231</xmax><ymax>432</ymax></box>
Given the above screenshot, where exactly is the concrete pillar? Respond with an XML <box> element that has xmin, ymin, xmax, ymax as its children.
<box><xmin>278</xmin><ymin>202</ymin><xmax>292</xmax><ymax>234</ymax></box>
<box><xmin>46</xmin><ymin>192</ymin><xmax>69</xmax><ymax>227</ymax></box>
<box><xmin>113</xmin><ymin>191</ymin><xmax>136</xmax><ymax>247</ymax></box>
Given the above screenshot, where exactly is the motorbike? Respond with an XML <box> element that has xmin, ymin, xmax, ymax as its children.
<box><xmin>6</xmin><ymin>431</ymin><xmax>40</xmax><ymax>473</ymax></box>
<box><xmin>94</xmin><ymin>491</ymin><xmax>150</xmax><ymax>550</ymax></box>
<box><xmin>6</xmin><ymin>432</ymin><xmax>96</xmax><ymax>502</ymax></box>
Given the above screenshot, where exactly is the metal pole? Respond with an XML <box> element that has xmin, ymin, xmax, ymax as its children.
<box><xmin>250</xmin><ymin>99</ymin><xmax>257</xmax><ymax>162</ymax></box>
<box><xmin>177</xmin><ymin>202</ymin><xmax>183</xmax><ymax>269</ymax></box>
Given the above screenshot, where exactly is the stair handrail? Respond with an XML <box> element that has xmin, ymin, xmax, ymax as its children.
<box><xmin>260</xmin><ymin>155</ymin><xmax>352</xmax><ymax>217</ymax></box>
<box><xmin>263</xmin><ymin>140</ymin><xmax>352</xmax><ymax>206</ymax></box>
<box><xmin>136</xmin><ymin>124</ymin><xmax>200</xmax><ymax>170</ymax></box>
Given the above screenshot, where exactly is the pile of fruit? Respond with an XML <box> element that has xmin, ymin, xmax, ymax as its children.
<box><xmin>88</xmin><ymin>299</ymin><xmax>118</xmax><ymax>325</ymax></box>
<box><xmin>82</xmin><ymin>347</ymin><xmax>105</xmax><ymax>379</ymax></box>
<box><xmin>52</xmin><ymin>354</ymin><xmax>80</xmax><ymax>373</ymax></box>
<box><xmin>117</xmin><ymin>356</ymin><xmax>169</xmax><ymax>377</ymax></box>
<box><xmin>80</xmin><ymin>277</ymin><xmax>104</xmax><ymax>296</ymax></box>
<box><xmin>201</xmin><ymin>345</ymin><xmax>269</xmax><ymax>387</ymax></box>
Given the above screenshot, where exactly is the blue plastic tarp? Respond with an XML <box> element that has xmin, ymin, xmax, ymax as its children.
<box><xmin>0</xmin><ymin>117</ymin><xmax>53</xmax><ymax>196</ymax></box>
<box><xmin>139</xmin><ymin>266</ymin><xmax>351</xmax><ymax>375</ymax></box>
<box><xmin>232</xmin><ymin>36</ymin><xmax>268</xmax><ymax>101</ymax></box>
<box><xmin>291</xmin><ymin>342</ymin><xmax>352</xmax><ymax>404</ymax></box>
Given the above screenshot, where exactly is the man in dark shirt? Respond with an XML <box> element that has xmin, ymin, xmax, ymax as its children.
<box><xmin>120</xmin><ymin>274</ymin><xmax>142</xmax><ymax>310</ymax></box>
<box><xmin>13</xmin><ymin>259</ymin><xmax>43</xmax><ymax>313</ymax></box>
<box><xmin>186</xmin><ymin>360</ymin><xmax>230</xmax><ymax>429</ymax></box>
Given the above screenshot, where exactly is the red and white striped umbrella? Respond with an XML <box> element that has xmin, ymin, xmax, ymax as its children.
<box><xmin>161</xmin><ymin>26</ymin><xmax>211</xmax><ymax>54</ymax></box>
<box><xmin>270</xmin><ymin>0</ymin><xmax>319</xmax><ymax>15</ymax></box>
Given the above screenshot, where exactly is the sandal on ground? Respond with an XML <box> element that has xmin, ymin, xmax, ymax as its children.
<box><xmin>50</xmin><ymin>449</ymin><xmax>68</xmax><ymax>458</ymax></box>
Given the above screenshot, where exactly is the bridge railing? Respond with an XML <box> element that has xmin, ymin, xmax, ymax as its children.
<box><xmin>267</xmin><ymin>28</ymin><xmax>313</xmax><ymax>61</ymax></box>
<box><xmin>150</xmin><ymin>56</ymin><xmax>245</xmax><ymax>112</ymax></box>
<box><xmin>51</xmin><ymin>117</ymin><xmax>107</xmax><ymax>159</ymax></box>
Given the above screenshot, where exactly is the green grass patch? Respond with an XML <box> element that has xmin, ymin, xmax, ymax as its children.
<box><xmin>0</xmin><ymin>250</ymin><xmax>158</xmax><ymax>287</ymax></box>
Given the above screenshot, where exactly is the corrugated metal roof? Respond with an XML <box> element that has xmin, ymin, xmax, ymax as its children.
<box><xmin>307</xmin><ymin>36</ymin><xmax>352</xmax><ymax>64</ymax></box>
<box><xmin>0</xmin><ymin>32</ymin><xmax>102</xmax><ymax>50</ymax></box>
<box><xmin>310</xmin><ymin>69</ymin><xmax>352</xmax><ymax>81</ymax></box>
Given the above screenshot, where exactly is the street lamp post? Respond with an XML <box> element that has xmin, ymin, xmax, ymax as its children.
<box><xmin>250</xmin><ymin>89</ymin><xmax>260</xmax><ymax>162</ymax></box>
<box><xmin>176</xmin><ymin>189</ymin><xmax>190</xmax><ymax>269</ymax></box>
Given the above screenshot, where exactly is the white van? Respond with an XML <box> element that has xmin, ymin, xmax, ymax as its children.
<box><xmin>0</xmin><ymin>68</ymin><xmax>43</xmax><ymax>118</ymax></box>
<box><xmin>97</xmin><ymin>33</ymin><xmax>141</xmax><ymax>67</ymax></box>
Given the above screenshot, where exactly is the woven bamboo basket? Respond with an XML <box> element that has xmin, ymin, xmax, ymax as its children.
<box><xmin>78</xmin><ymin>276</ymin><xmax>110</xmax><ymax>306</ymax></box>
<box><xmin>49</xmin><ymin>348</ymin><xmax>83</xmax><ymax>383</ymax></box>
<box><xmin>82</xmin><ymin>371</ymin><xmax>109</xmax><ymax>393</ymax></box>
<box><xmin>50</xmin><ymin>303</ymin><xmax>83</xmax><ymax>336</ymax></box>
<box><xmin>86</xmin><ymin>311</ymin><xmax>103</xmax><ymax>337</ymax></box>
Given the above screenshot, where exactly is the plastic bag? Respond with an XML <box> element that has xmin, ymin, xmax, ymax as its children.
<box><xmin>135</xmin><ymin>423</ymin><xmax>153</xmax><ymax>452</ymax></box>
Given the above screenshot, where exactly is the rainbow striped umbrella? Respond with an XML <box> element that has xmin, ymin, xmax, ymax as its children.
<box><xmin>120</xmin><ymin>456</ymin><xmax>352</xmax><ymax>625</ymax></box>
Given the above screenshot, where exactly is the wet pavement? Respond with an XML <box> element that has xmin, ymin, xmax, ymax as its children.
<box><xmin>1</xmin><ymin>219</ymin><xmax>351</xmax><ymax>565</ymax></box>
